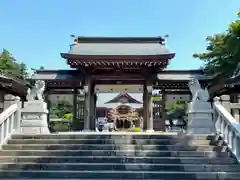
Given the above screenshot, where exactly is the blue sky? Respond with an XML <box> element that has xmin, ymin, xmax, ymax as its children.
<box><xmin>0</xmin><ymin>0</ymin><xmax>239</xmax><ymax>107</ymax></box>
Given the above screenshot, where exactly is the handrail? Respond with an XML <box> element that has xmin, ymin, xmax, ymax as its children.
<box><xmin>213</xmin><ymin>97</ymin><xmax>240</xmax><ymax>161</ymax></box>
<box><xmin>0</xmin><ymin>97</ymin><xmax>21</xmax><ymax>146</ymax></box>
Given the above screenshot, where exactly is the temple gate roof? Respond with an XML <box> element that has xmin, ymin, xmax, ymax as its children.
<box><xmin>67</xmin><ymin>37</ymin><xmax>173</xmax><ymax>56</ymax></box>
<box><xmin>61</xmin><ymin>36</ymin><xmax>175</xmax><ymax>71</ymax></box>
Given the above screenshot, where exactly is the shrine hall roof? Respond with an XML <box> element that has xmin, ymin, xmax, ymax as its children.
<box><xmin>63</xmin><ymin>36</ymin><xmax>174</xmax><ymax>57</ymax></box>
<box><xmin>105</xmin><ymin>93</ymin><xmax>142</xmax><ymax>104</ymax></box>
<box><xmin>157</xmin><ymin>70</ymin><xmax>211</xmax><ymax>81</ymax></box>
<box><xmin>31</xmin><ymin>70</ymin><xmax>84</xmax><ymax>80</ymax></box>
<box><xmin>0</xmin><ymin>73</ymin><xmax>28</xmax><ymax>97</ymax></box>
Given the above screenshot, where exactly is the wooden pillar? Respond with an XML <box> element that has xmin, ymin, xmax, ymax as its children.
<box><xmin>71</xmin><ymin>88</ymin><xmax>78</xmax><ymax>131</ymax></box>
<box><xmin>84</xmin><ymin>87</ymin><xmax>90</xmax><ymax>130</ymax></box>
<box><xmin>147</xmin><ymin>85</ymin><xmax>153</xmax><ymax>132</ymax></box>
<box><xmin>143</xmin><ymin>82</ymin><xmax>148</xmax><ymax>131</ymax></box>
<box><xmin>83</xmin><ymin>77</ymin><xmax>93</xmax><ymax>131</ymax></box>
<box><xmin>89</xmin><ymin>83</ymin><xmax>96</xmax><ymax>131</ymax></box>
<box><xmin>45</xmin><ymin>88</ymin><xmax>50</xmax><ymax>124</ymax></box>
<box><xmin>160</xmin><ymin>88</ymin><xmax>167</xmax><ymax>131</ymax></box>
<box><xmin>143</xmin><ymin>81</ymin><xmax>154</xmax><ymax>132</ymax></box>
<box><xmin>93</xmin><ymin>94</ymin><xmax>97</xmax><ymax>129</ymax></box>
<box><xmin>44</xmin><ymin>88</ymin><xmax>53</xmax><ymax>132</ymax></box>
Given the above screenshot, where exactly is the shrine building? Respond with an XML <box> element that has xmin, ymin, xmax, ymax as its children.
<box><xmin>32</xmin><ymin>36</ymin><xmax>210</xmax><ymax>131</ymax></box>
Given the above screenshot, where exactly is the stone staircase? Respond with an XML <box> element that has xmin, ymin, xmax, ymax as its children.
<box><xmin>0</xmin><ymin>133</ymin><xmax>240</xmax><ymax>179</ymax></box>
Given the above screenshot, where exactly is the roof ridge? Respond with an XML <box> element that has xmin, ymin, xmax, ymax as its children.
<box><xmin>75</xmin><ymin>36</ymin><xmax>165</xmax><ymax>44</ymax></box>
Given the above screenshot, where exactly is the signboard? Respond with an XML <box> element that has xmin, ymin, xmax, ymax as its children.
<box><xmin>95</xmin><ymin>85</ymin><xmax>143</xmax><ymax>93</ymax></box>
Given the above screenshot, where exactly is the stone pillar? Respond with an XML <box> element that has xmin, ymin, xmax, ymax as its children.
<box><xmin>20</xmin><ymin>100</ymin><xmax>50</xmax><ymax>134</ymax></box>
<box><xmin>220</xmin><ymin>95</ymin><xmax>231</xmax><ymax>112</ymax></box>
<box><xmin>4</xmin><ymin>94</ymin><xmax>16</xmax><ymax>110</ymax></box>
<box><xmin>228</xmin><ymin>94</ymin><xmax>240</xmax><ymax>123</ymax></box>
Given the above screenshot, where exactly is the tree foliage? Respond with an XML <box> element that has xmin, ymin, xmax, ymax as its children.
<box><xmin>193</xmin><ymin>13</ymin><xmax>240</xmax><ymax>79</ymax></box>
<box><xmin>50</xmin><ymin>100</ymin><xmax>73</xmax><ymax>119</ymax></box>
<box><xmin>0</xmin><ymin>49</ymin><xmax>29</xmax><ymax>79</ymax></box>
<box><xmin>166</xmin><ymin>100</ymin><xmax>187</xmax><ymax>120</ymax></box>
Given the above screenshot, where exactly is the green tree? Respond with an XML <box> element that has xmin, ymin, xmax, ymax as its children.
<box><xmin>50</xmin><ymin>100</ymin><xmax>73</xmax><ymax>119</ymax></box>
<box><xmin>193</xmin><ymin>13</ymin><xmax>240</xmax><ymax>79</ymax></box>
<box><xmin>17</xmin><ymin>62</ymin><xmax>29</xmax><ymax>79</ymax></box>
<box><xmin>166</xmin><ymin>100</ymin><xmax>187</xmax><ymax>120</ymax></box>
<box><xmin>0</xmin><ymin>49</ymin><xmax>17</xmax><ymax>74</ymax></box>
<box><xmin>0</xmin><ymin>49</ymin><xmax>29</xmax><ymax>79</ymax></box>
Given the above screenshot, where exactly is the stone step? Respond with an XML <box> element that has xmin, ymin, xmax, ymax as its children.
<box><xmin>0</xmin><ymin>150</ymin><xmax>230</xmax><ymax>157</ymax></box>
<box><xmin>1</xmin><ymin>163</ymin><xmax>240</xmax><ymax>172</ymax></box>
<box><xmin>0</xmin><ymin>156</ymin><xmax>236</xmax><ymax>164</ymax></box>
<box><xmin>0</xmin><ymin>170</ymin><xmax>239</xmax><ymax>179</ymax></box>
<box><xmin>7</xmin><ymin>138</ymin><xmax>212</xmax><ymax>146</ymax></box>
<box><xmin>11</xmin><ymin>134</ymin><xmax>213</xmax><ymax>140</ymax></box>
<box><xmin>2</xmin><ymin>144</ymin><xmax>220</xmax><ymax>151</ymax></box>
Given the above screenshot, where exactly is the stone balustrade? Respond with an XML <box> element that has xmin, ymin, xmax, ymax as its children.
<box><xmin>213</xmin><ymin>97</ymin><xmax>240</xmax><ymax>162</ymax></box>
<box><xmin>217</xmin><ymin>94</ymin><xmax>240</xmax><ymax>123</ymax></box>
<box><xmin>0</xmin><ymin>97</ymin><xmax>21</xmax><ymax>146</ymax></box>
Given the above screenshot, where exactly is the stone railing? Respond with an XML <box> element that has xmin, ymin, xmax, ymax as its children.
<box><xmin>230</xmin><ymin>103</ymin><xmax>240</xmax><ymax>122</ymax></box>
<box><xmin>0</xmin><ymin>97</ymin><xmax>21</xmax><ymax>146</ymax></box>
<box><xmin>213</xmin><ymin>97</ymin><xmax>240</xmax><ymax>161</ymax></box>
<box><xmin>218</xmin><ymin>95</ymin><xmax>240</xmax><ymax>123</ymax></box>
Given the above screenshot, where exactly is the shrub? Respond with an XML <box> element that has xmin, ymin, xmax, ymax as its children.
<box><xmin>62</xmin><ymin>113</ymin><xmax>73</xmax><ymax>121</ymax></box>
<box><xmin>128</xmin><ymin>127</ymin><xmax>141</xmax><ymax>132</ymax></box>
<box><xmin>49</xmin><ymin>121</ymin><xmax>71</xmax><ymax>132</ymax></box>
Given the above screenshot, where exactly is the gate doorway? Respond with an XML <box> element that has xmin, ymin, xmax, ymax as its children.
<box><xmin>95</xmin><ymin>85</ymin><xmax>143</xmax><ymax>131</ymax></box>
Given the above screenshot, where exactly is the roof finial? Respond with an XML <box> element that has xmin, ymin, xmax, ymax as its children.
<box><xmin>162</xmin><ymin>34</ymin><xmax>169</xmax><ymax>45</ymax></box>
<box><xmin>70</xmin><ymin>34</ymin><xmax>78</xmax><ymax>44</ymax></box>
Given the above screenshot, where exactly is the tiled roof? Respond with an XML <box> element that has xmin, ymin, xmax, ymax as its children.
<box><xmin>105</xmin><ymin>93</ymin><xmax>142</xmax><ymax>104</ymax></box>
<box><xmin>157</xmin><ymin>70</ymin><xmax>211</xmax><ymax>81</ymax></box>
<box><xmin>31</xmin><ymin>70</ymin><xmax>83</xmax><ymax>80</ymax></box>
<box><xmin>69</xmin><ymin>43</ymin><xmax>172</xmax><ymax>56</ymax></box>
